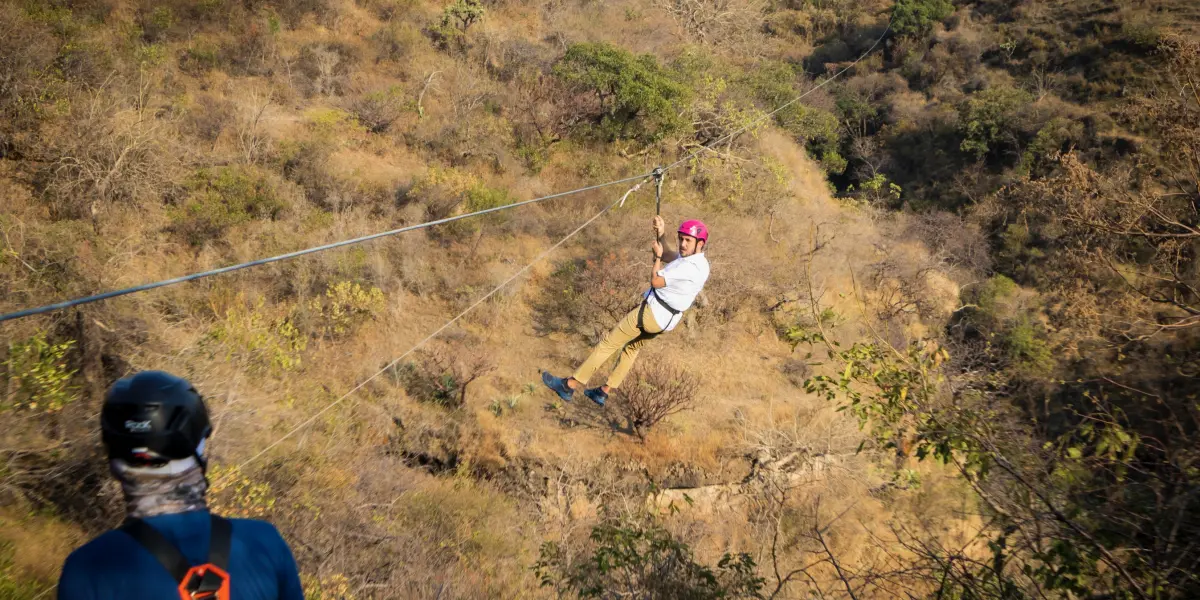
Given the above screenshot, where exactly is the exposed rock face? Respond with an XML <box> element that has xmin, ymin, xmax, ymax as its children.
<box><xmin>647</xmin><ymin>450</ymin><xmax>844</xmax><ymax>515</ymax></box>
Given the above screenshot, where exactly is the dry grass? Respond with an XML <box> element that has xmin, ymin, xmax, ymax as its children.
<box><xmin>0</xmin><ymin>1</ymin><xmax>990</xmax><ymax>597</ymax></box>
<box><xmin>0</xmin><ymin>505</ymin><xmax>86</xmax><ymax>586</ymax></box>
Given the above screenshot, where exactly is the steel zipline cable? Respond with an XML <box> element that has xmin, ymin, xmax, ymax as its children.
<box><xmin>0</xmin><ymin>174</ymin><xmax>649</xmax><ymax>324</ymax></box>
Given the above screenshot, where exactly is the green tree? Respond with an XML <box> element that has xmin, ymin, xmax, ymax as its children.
<box><xmin>429</xmin><ymin>0</ymin><xmax>485</xmax><ymax>51</ymax></box>
<box><xmin>744</xmin><ymin>61</ymin><xmax>846</xmax><ymax>174</ymax></box>
<box><xmin>442</xmin><ymin>0</ymin><xmax>484</xmax><ymax>31</ymax></box>
<box><xmin>959</xmin><ymin>85</ymin><xmax>1033</xmax><ymax>161</ymax></box>
<box><xmin>779</xmin><ymin>104</ymin><xmax>846</xmax><ymax>174</ymax></box>
<box><xmin>1003</xmin><ymin>315</ymin><xmax>1053</xmax><ymax>375</ymax></box>
<box><xmin>794</xmin><ymin>301</ymin><xmax>1197</xmax><ymax>597</ymax></box>
<box><xmin>553</xmin><ymin>42</ymin><xmax>689</xmax><ymax>143</ymax></box>
<box><xmin>890</xmin><ymin>0</ymin><xmax>954</xmax><ymax>38</ymax></box>
<box><xmin>1016</xmin><ymin>117</ymin><xmax>1083</xmax><ymax>176</ymax></box>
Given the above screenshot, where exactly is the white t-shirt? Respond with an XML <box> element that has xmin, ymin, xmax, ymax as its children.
<box><xmin>643</xmin><ymin>252</ymin><xmax>710</xmax><ymax>331</ymax></box>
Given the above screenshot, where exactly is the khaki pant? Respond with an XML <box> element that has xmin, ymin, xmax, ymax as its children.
<box><xmin>573</xmin><ymin>303</ymin><xmax>664</xmax><ymax>390</ymax></box>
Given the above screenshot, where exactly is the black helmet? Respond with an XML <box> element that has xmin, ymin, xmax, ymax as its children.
<box><xmin>101</xmin><ymin>371</ymin><xmax>212</xmax><ymax>465</ymax></box>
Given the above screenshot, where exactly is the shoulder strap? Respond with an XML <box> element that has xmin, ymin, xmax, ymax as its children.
<box><xmin>120</xmin><ymin>514</ymin><xmax>233</xmax><ymax>581</ymax></box>
<box><xmin>208</xmin><ymin>515</ymin><xmax>232</xmax><ymax>571</ymax></box>
<box><xmin>120</xmin><ymin>518</ymin><xmax>191</xmax><ymax>582</ymax></box>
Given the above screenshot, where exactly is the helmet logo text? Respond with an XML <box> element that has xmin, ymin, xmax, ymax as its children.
<box><xmin>125</xmin><ymin>420</ymin><xmax>153</xmax><ymax>433</ymax></box>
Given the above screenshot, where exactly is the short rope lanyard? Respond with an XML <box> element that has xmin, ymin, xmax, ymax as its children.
<box><xmin>652</xmin><ymin>166</ymin><xmax>665</xmax><ymax>265</ymax></box>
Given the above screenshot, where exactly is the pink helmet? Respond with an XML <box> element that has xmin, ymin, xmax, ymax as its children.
<box><xmin>678</xmin><ymin>219</ymin><xmax>708</xmax><ymax>242</ymax></box>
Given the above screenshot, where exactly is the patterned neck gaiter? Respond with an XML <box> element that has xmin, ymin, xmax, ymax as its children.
<box><xmin>110</xmin><ymin>456</ymin><xmax>208</xmax><ymax>519</ymax></box>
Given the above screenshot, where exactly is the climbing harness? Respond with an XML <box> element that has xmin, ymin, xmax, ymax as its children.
<box><xmin>636</xmin><ymin>288</ymin><xmax>682</xmax><ymax>339</ymax></box>
<box><xmin>120</xmin><ymin>514</ymin><xmax>232</xmax><ymax>600</ymax></box>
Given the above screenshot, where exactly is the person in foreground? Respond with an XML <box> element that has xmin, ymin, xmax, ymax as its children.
<box><xmin>542</xmin><ymin>215</ymin><xmax>711</xmax><ymax>406</ymax></box>
<box><xmin>58</xmin><ymin>371</ymin><xmax>304</xmax><ymax>600</ymax></box>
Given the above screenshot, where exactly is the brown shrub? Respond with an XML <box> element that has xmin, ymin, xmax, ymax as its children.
<box><xmin>247</xmin><ymin>0</ymin><xmax>337</xmax><ymax>27</ymax></box>
<box><xmin>357</xmin><ymin>0</ymin><xmax>419</xmax><ymax>21</ymax></box>
<box><xmin>178</xmin><ymin>39</ymin><xmax>226</xmax><ymax>75</ymax></box>
<box><xmin>185</xmin><ymin>93</ymin><xmax>234</xmax><ymax>144</ymax></box>
<box><xmin>901</xmin><ymin>211</ymin><xmax>991</xmax><ymax>275</ymax></box>
<box><xmin>40</xmin><ymin>89</ymin><xmax>181</xmax><ymax>219</ymax></box>
<box><xmin>395</xmin><ymin>348</ymin><xmax>495</xmax><ymax>409</ymax></box>
<box><xmin>779</xmin><ymin>357</ymin><xmax>811</xmax><ymax>388</ymax></box>
<box><xmin>52</xmin><ymin>33</ymin><xmax>116</xmax><ymax>90</ymax></box>
<box><xmin>486</xmin><ymin>38</ymin><xmax>553</xmax><ymax>83</ymax></box>
<box><xmin>166</xmin><ymin>166</ymin><xmax>294</xmax><ymax>247</ymax></box>
<box><xmin>277</xmin><ymin>138</ymin><xmax>340</xmax><ymax>208</ymax></box>
<box><xmin>296</xmin><ymin>43</ymin><xmax>359</xmax><ymax>97</ymax></box>
<box><xmin>370</xmin><ymin>20</ymin><xmax>422</xmax><ymax>63</ymax></box>
<box><xmin>693</xmin><ymin>268</ymin><xmax>759</xmax><ymax>327</ymax></box>
<box><xmin>655</xmin><ymin>0</ymin><xmax>767</xmax><ymax>52</ymax></box>
<box><xmin>135</xmin><ymin>4</ymin><xmax>181</xmax><ymax>42</ymax></box>
<box><xmin>351</xmin><ymin>86</ymin><xmax>411</xmax><ymax>133</ymax></box>
<box><xmin>223</xmin><ymin>16</ymin><xmax>280</xmax><ymax>76</ymax></box>
<box><xmin>858</xmin><ymin>248</ymin><xmax>960</xmax><ymax>346</ymax></box>
<box><xmin>617</xmin><ymin>361</ymin><xmax>699</xmax><ymax>439</ymax></box>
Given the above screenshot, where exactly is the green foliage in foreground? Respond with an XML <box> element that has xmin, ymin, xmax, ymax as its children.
<box><xmin>797</xmin><ymin>320</ymin><xmax>1194</xmax><ymax>597</ymax></box>
<box><xmin>536</xmin><ymin>520</ymin><xmax>763</xmax><ymax>599</ymax></box>
<box><xmin>0</xmin><ymin>542</ymin><xmax>51</xmax><ymax>600</ymax></box>
<box><xmin>3</xmin><ymin>331</ymin><xmax>77</xmax><ymax>413</ymax></box>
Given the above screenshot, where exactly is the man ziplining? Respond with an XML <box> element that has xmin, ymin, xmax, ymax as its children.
<box><xmin>542</xmin><ymin>215</ymin><xmax>711</xmax><ymax>407</ymax></box>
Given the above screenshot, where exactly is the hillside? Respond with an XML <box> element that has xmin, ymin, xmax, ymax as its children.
<box><xmin>2</xmin><ymin>0</ymin><xmax>1198</xmax><ymax>598</ymax></box>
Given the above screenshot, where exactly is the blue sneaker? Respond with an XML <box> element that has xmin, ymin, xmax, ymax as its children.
<box><xmin>542</xmin><ymin>372</ymin><xmax>575</xmax><ymax>402</ymax></box>
<box><xmin>584</xmin><ymin>387</ymin><xmax>608</xmax><ymax>407</ymax></box>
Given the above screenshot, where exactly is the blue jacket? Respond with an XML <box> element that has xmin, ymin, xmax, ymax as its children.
<box><xmin>58</xmin><ymin>510</ymin><xmax>304</xmax><ymax>600</ymax></box>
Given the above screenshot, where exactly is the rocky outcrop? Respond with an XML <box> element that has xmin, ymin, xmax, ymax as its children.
<box><xmin>647</xmin><ymin>450</ymin><xmax>844</xmax><ymax>515</ymax></box>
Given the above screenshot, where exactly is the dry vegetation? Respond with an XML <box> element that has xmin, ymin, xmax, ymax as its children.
<box><xmin>1</xmin><ymin>0</ymin><xmax>1198</xmax><ymax>598</ymax></box>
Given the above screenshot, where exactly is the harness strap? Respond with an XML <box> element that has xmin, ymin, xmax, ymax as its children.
<box><xmin>121</xmin><ymin>514</ymin><xmax>233</xmax><ymax>592</ymax></box>
<box><xmin>636</xmin><ymin>300</ymin><xmax>658</xmax><ymax>339</ymax></box>
<box><xmin>637</xmin><ymin>289</ymin><xmax>682</xmax><ymax>336</ymax></box>
<box><xmin>651</xmin><ymin>288</ymin><xmax>682</xmax><ymax>316</ymax></box>
<box><xmin>208</xmin><ymin>516</ymin><xmax>232</xmax><ymax>570</ymax></box>
<box><xmin>121</xmin><ymin>518</ymin><xmax>192</xmax><ymax>582</ymax></box>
